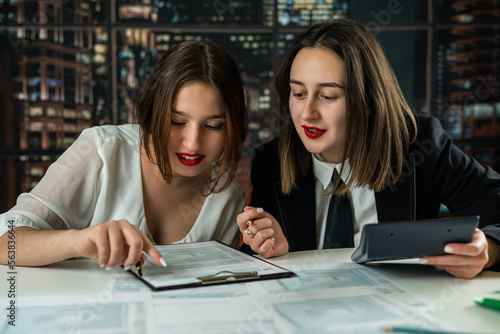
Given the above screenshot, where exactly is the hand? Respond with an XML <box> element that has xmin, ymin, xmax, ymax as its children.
<box><xmin>236</xmin><ymin>206</ymin><xmax>288</xmax><ymax>258</ymax></box>
<box><xmin>71</xmin><ymin>219</ymin><xmax>166</xmax><ymax>268</ymax></box>
<box><xmin>420</xmin><ymin>228</ymin><xmax>489</xmax><ymax>279</ymax></box>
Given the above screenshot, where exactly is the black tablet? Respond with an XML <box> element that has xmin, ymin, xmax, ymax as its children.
<box><xmin>351</xmin><ymin>216</ymin><xmax>479</xmax><ymax>264</ymax></box>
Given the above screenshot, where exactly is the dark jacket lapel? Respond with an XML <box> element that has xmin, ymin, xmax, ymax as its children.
<box><xmin>375</xmin><ymin>153</ymin><xmax>416</xmax><ymax>222</ymax></box>
<box><xmin>273</xmin><ymin>168</ymin><xmax>317</xmax><ymax>252</ymax></box>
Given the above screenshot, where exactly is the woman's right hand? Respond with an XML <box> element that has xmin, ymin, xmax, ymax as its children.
<box><xmin>71</xmin><ymin>219</ymin><xmax>166</xmax><ymax>269</ymax></box>
<box><xmin>237</xmin><ymin>207</ymin><xmax>289</xmax><ymax>258</ymax></box>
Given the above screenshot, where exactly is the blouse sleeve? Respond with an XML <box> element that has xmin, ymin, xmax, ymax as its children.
<box><xmin>0</xmin><ymin>128</ymin><xmax>103</xmax><ymax>237</ymax></box>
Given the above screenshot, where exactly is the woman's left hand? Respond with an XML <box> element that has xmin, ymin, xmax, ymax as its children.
<box><xmin>420</xmin><ymin>228</ymin><xmax>489</xmax><ymax>279</ymax></box>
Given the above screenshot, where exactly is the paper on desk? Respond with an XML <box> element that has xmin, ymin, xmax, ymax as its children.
<box><xmin>261</xmin><ymin>262</ymin><xmax>427</xmax><ymax>309</ymax></box>
<box><xmin>150</xmin><ymin>295</ymin><xmax>284</xmax><ymax>334</ymax></box>
<box><xmin>0</xmin><ymin>293</ymin><xmax>155</xmax><ymax>334</ymax></box>
<box><xmin>107</xmin><ymin>270</ymin><xmax>255</xmax><ymax>299</ymax></box>
<box><xmin>150</xmin><ymin>262</ymin><xmax>447</xmax><ymax>334</ymax></box>
<box><xmin>150</xmin><ymin>291</ymin><xmax>441</xmax><ymax>334</ymax></box>
<box><xmin>135</xmin><ymin>241</ymin><xmax>290</xmax><ymax>289</ymax></box>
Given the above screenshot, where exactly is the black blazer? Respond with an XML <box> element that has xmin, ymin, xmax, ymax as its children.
<box><xmin>250</xmin><ymin>116</ymin><xmax>500</xmax><ymax>252</ymax></box>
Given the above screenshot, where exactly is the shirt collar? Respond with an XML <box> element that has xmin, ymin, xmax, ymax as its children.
<box><xmin>312</xmin><ymin>153</ymin><xmax>351</xmax><ymax>191</ymax></box>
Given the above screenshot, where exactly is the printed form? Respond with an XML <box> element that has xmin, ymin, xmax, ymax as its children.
<box><xmin>3</xmin><ymin>243</ymin><xmax>454</xmax><ymax>333</ymax></box>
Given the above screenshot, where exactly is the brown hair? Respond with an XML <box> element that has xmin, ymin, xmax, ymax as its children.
<box><xmin>136</xmin><ymin>41</ymin><xmax>247</xmax><ymax>194</ymax></box>
<box><xmin>275</xmin><ymin>18</ymin><xmax>417</xmax><ymax>195</ymax></box>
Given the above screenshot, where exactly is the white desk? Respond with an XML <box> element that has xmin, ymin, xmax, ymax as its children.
<box><xmin>271</xmin><ymin>249</ymin><xmax>500</xmax><ymax>333</ymax></box>
<box><xmin>1</xmin><ymin>248</ymin><xmax>499</xmax><ymax>333</ymax></box>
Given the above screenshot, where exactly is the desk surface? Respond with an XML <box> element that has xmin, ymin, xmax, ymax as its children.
<box><xmin>2</xmin><ymin>248</ymin><xmax>499</xmax><ymax>333</ymax></box>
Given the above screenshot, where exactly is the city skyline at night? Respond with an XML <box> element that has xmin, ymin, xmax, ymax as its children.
<box><xmin>0</xmin><ymin>0</ymin><xmax>499</xmax><ymax>211</ymax></box>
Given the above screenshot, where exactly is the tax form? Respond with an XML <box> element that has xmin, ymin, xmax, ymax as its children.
<box><xmin>130</xmin><ymin>241</ymin><xmax>294</xmax><ymax>291</ymax></box>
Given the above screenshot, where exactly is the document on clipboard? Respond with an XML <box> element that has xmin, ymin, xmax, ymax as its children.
<box><xmin>128</xmin><ymin>240</ymin><xmax>295</xmax><ymax>291</ymax></box>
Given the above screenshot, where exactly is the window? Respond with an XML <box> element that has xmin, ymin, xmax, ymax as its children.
<box><xmin>28</xmin><ymin>106</ymin><xmax>43</xmax><ymax>117</ymax></box>
<box><xmin>28</xmin><ymin>167</ymin><xmax>45</xmax><ymax>177</ymax></box>
<box><xmin>1</xmin><ymin>0</ymin><xmax>500</xmax><ymax>212</ymax></box>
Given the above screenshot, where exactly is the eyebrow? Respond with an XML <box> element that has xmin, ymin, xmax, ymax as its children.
<box><xmin>172</xmin><ymin>110</ymin><xmax>225</xmax><ymax>120</ymax></box>
<box><xmin>289</xmin><ymin>79</ymin><xmax>344</xmax><ymax>90</ymax></box>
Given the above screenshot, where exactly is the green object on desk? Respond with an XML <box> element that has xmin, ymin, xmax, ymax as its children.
<box><xmin>474</xmin><ymin>290</ymin><xmax>500</xmax><ymax>312</ymax></box>
<box><xmin>382</xmin><ymin>326</ymin><xmax>481</xmax><ymax>334</ymax></box>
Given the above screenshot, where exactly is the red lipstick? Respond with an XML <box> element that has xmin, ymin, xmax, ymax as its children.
<box><xmin>176</xmin><ymin>153</ymin><xmax>205</xmax><ymax>166</ymax></box>
<box><xmin>302</xmin><ymin>125</ymin><xmax>326</xmax><ymax>139</ymax></box>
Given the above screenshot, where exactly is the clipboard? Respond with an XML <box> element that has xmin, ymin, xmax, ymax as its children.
<box><xmin>351</xmin><ymin>216</ymin><xmax>479</xmax><ymax>264</ymax></box>
<box><xmin>127</xmin><ymin>240</ymin><xmax>295</xmax><ymax>291</ymax></box>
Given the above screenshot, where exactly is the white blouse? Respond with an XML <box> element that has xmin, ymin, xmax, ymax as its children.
<box><xmin>0</xmin><ymin>125</ymin><xmax>244</xmax><ymax>248</ymax></box>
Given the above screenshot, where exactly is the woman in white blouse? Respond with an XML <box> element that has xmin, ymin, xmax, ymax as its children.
<box><xmin>0</xmin><ymin>41</ymin><xmax>248</xmax><ymax>270</ymax></box>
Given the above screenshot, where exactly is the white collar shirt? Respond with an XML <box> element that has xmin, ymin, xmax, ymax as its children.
<box><xmin>312</xmin><ymin>153</ymin><xmax>378</xmax><ymax>249</ymax></box>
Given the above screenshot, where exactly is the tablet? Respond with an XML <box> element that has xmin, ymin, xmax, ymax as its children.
<box><xmin>351</xmin><ymin>216</ymin><xmax>479</xmax><ymax>264</ymax></box>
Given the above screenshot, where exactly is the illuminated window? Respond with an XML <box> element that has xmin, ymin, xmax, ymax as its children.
<box><xmin>63</xmin><ymin>124</ymin><xmax>76</xmax><ymax>134</ymax></box>
<box><xmin>81</xmin><ymin>110</ymin><xmax>92</xmax><ymax>120</ymax></box>
<box><xmin>28</xmin><ymin>106</ymin><xmax>43</xmax><ymax>117</ymax></box>
<box><xmin>47</xmin><ymin>107</ymin><xmax>58</xmax><ymax>117</ymax></box>
<box><xmin>28</xmin><ymin>167</ymin><xmax>44</xmax><ymax>177</ymax></box>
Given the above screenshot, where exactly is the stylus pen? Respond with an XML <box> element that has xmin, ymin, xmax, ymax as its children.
<box><xmin>135</xmin><ymin>260</ymin><xmax>142</xmax><ymax>278</ymax></box>
<box><xmin>381</xmin><ymin>326</ymin><xmax>483</xmax><ymax>334</ymax></box>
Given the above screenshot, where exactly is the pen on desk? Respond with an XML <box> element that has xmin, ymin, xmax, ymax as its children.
<box><xmin>381</xmin><ymin>326</ymin><xmax>481</xmax><ymax>334</ymax></box>
<box><xmin>136</xmin><ymin>260</ymin><xmax>142</xmax><ymax>278</ymax></box>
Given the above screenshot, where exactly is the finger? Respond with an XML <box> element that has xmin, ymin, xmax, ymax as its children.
<box><xmin>421</xmin><ymin>254</ymin><xmax>460</xmax><ymax>266</ymax></box>
<box><xmin>94</xmin><ymin>224</ymin><xmax>110</xmax><ymax>267</ymax></box>
<box><xmin>120</xmin><ymin>223</ymin><xmax>144</xmax><ymax>268</ymax></box>
<box><xmin>248</xmin><ymin>227</ymin><xmax>274</xmax><ymax>251</ymax></box>
<box><xmin>106</xmin><ymin>221</ymin><xmax>125</xmax><ymax>267</ymax></box>
<box><xmin>253</xmin><ymin>227</ymin><xmax>274</xmax><ymax>244</ymax></box>
<box><xmin>237</xmin><ymin>207</ymin><xmax>265</xmax><ymax>231</ymax></box>
<box><xmin>119</xmin><ymin>247</ymin><xmax>130</xmax><ymax>268</ymax></box>
<box><xmin>247</xmin><ymin>218</ymin><xmax>273</xmax><ymax>232</ymax></box>
<box><xmin>420</xmin><ymin>258</ymin><xmax>479</xmax><ymax>278</ymax></box>
<box><xmin>141</xmin><ymin>235</ymin><xmax>166</xmax><ymax>267</ymax></box>
<box><xmin>443</xmin><ymin>267</ymin><xmax>479</xmax><ymax>279</ymax></box>
<box><xmin>236</xmin><ymin>215</ymin><xmax>251</xmax><ymax>232</ymax></box>
<box><xmin>436</xmin><ymin>261</ymin><xmax>482</xmax><ymax>279</ymax></box>
<box><xmin>422</xmin><ymin>253</ymin><xmax>482</xmax><ymax>267</ymax></box>
<box><xmin>421</xmin><ymin>253</ymin><xmax>485</xmax><ymax>279</ymax></box>
<box><xmin>236</xmin><ymin>211</ymin><xmax>249</xmax><ymax>231</ymax></box>
<box><xmin>244</xmin><ymin>218</ymin><xmax>273</xmax><ymax>240</ymax></box>
<box><xmin>237</xmin><ymin>205</ymin><xmax>255</xmax><ymax>229</ymax></box>
<box><xmin>244</xmin><ymin>229</ymin><xmax>256</xmax><ymax>238</ymax></box>
<box><xmin>445</xmin><ymin>229</ymin><xmax>486</xmax><ymax>257</ymax></box>
<box><xmin>257</xmin><ymin>238</ymin><xmax>276</xmax><ymax>258</ymax></box>
<box><xmin>242</xmin><ymin>228</ymin><xmax>257</xmax><ymax>244</ymax></box>
<box><xmin>443</xmin><ymin>243</ymin><xmax>483</xmax><ymax>257</ymax></box>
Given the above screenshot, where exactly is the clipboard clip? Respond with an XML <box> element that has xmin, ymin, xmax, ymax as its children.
<box><xmin>197</xmin><ymin>271</ymin><xmax>259</xmax><ymax>284</ymax></box>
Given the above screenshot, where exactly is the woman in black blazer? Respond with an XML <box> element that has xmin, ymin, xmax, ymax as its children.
<box><xmin>237</xmin><ymin>18</ymin><xmax>500</xmax><ymax>279</ymax></box>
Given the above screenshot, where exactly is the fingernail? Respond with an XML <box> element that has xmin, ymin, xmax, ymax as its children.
<box><xmin>444</xmin><ymin>246</ymin><xmax>454</xmax><ymax>253</ymax></box>
<box><xmin>256</xmin><ymin>208</ymin><xmax>264</xmax><ymax>213</ymax></box>
<box><xmin>99</xmin><ymin>264</ymin><xmax>105</xmax><ymax>268</ymax></box>
<box><xmin>244</xmin><ymin>206</ymin><xmax>250</xmax><ymax>211</ymax></box>
<box><xmin>419</xmin><ymin>258</ymin><xmax>429</xmax><ymax>264</ymax></box>
<box><xmin>123</xmin><ymin>265</ymin><xmax>131</xmax><ymax>271</ymax></box>
<box><xmin>105</xmin><ymin>267</ymin><xmax>113</xmax><ymax>271</ymax></box>
<box><xmin>271</xmin><ymin>238</ymin><xmax>275</xmax><ymax>242</ymax></box>
<box><xmin>160</xmin><ymin>257</ymin><xmax>167</xmax><ymax>267</ymax></box>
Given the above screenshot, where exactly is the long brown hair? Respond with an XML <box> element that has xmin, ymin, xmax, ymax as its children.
<box><xmin>136</xmin><ymin>41</ymin><xmax>247</xmax><ymax>194</ymax></box>
<box><xmin>275</xmin><ymin>18</ymin><xmax>417</xmax><ymax>195</ymax></box>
